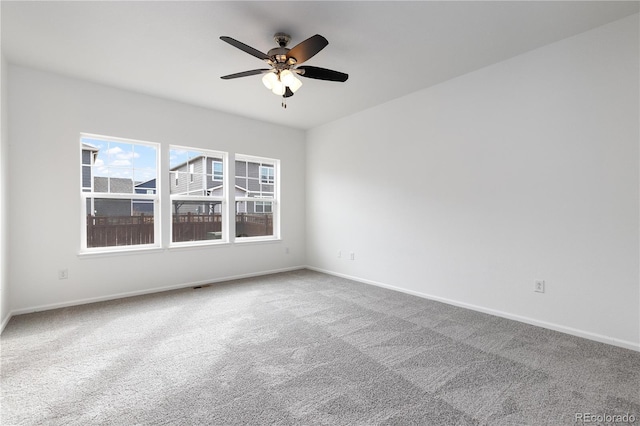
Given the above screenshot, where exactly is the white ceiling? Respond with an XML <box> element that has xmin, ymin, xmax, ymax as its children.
<box><xmin>2</xmin><ymin>1</ymin><xmax>638</xmax><ymax>130</ymax></box>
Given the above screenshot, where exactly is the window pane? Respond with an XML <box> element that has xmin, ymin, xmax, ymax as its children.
<box><xmin>86</xmin><ymin>197</ymin><xmax>154</xmax><ymax>248</ymax></box>
<box><xmin>81</xmin><ymin>136</ymin><xmax>159</xmax><ymax>251</ymax></box>
<box><xmin>236</xmin><ymin>203</ymin><xmax>273</xmax><ymax>238</ymax></box>
<box><xmin>132</xmin><ymin>144</ymin><xmax>157</xmax><ymax>170</ymax></box>
<box><xmin>236</xmin><ymin>159</ymin><xmax>276</xmax><ymax>199</ymax></box>
<box><xmin>172</xmin><ymin>200</ymin><xmax>223</xmax><ymax>242</ymax></box>
<box><xmin>84</xmin><ymin>138</ymin><xmax>157</xmax><ymax>195</ymax></box>
<box><xmin>170</xmin><ymin>148</ymin><xmax>224</xmax><ymax>197</ymax></box>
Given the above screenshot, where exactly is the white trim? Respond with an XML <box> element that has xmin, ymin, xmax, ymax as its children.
<box><xmin>170</xmin><ymin>195</ymin><xmax>224</xmax><ymax>203</ymax></box>
<box><xmin>168</xmin><ymin>239</ymin><xmax>228</xmax><ymax>250</ymax></box>
<box><xmin>0</xmin><ymin>312</ymin><xmax>12</xmax><ymax>334</ymax></box>
<box><xmin>79</xmin><ymin>134</ymin><xmax>161</xmax><ymax>253</ymax></box>
<box><xmin>235</xmin><ymin>154</ymin><xmax>280</xmax><ymax>239</ymax></box>
<box><xmin>169</xmin><ymin>146</ymin><xmax>228</xmax><ymax>246</ymax></box>
<box><xmin>81</xmin><ymin>132</ymin><xmax>160</xmax><ymax>148</ymax></box>
<box><xmin>6</xmin><ymin>266</ymin><xmax>306</xmax><ymax>318</ymax></box>
<box><xmin>235</xmin><ymin>153</ymin><xmax>279</xmax><ymax>164</ymax></box>
<box><xmin>235</xmin><ymin>236</ymin><xmax>281</xmax><ymax>244</ymax></box>
<box><xmin>78</xmin><ymin>246</ymin><xmax>164</xmax><ymax>258</ymax></box>
<box><xmin>305</xmin><ymin>266</ymin><xmax>640</xmax><ymax>353</ymax></box>
<box><xmin>82</xmin><ymin>192</ymin><xmax>157</xmax><ymax>200</ymax></box>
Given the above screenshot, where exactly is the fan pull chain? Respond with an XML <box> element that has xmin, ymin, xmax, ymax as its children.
<box><xmin>281</xmin><ymin>95</ymin><xmax>287</xmax><ymax>109</ymax></box>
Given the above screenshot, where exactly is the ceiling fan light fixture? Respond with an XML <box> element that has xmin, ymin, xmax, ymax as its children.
<box><xmin>288</xmin><ymin>75</ymin><xmax>303</xmax><ymax>93</ymax></box>
<box><xmin>262</xmin><ymin>72</ymin><xmax>278</xmax><ymax>89</ymax></box>
<box><xmin>280</xmin><ymin>69</ymin><xmax>295</xmax><ymax>87</ymax></box>
<box><xmin>271</xmin><ymin>79</ymin><xmax>285</xmax><ymax>96</ymax></box>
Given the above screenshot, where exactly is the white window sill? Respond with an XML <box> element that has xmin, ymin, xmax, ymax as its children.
<box><xmin>234</xmin><ymin>236</ymin><xmax>281</xmax><ymax>244</ymax></box>
<box><xmin>77</xmin><ymin>237</ymin><xmax>281</xmax><ymax>257</ymax></box>
<box><xmin>78</xmin><ymin>245</ymin><xmax>164</xmax><ymax>258</ymax></box>
<box><xmin>168</xmin><ymin>240</ymin><xmax>229</xmax><ymax>251</ymax></box>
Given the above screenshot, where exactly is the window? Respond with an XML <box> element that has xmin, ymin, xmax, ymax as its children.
<box><xmin>260</xmin><ymin>166</ymin><xmax>274</xmax><ymax>184</ymax></box>
<box><xmin>255</xmin><ymin>200</ymin><xmax>273</xmax><ymax>214</ymax></box>
<box><xmin>80</xmin><ymin>135</ymin><xmax>279</xmax><ymax>250</ymax></box>
<box><xmin>80</xmin><ymin>134</ymin><xmax>159</xmax><ymax>251</ymax></box>
<box><xmin>213</xmin><ymin>160</ymin><xmax>223</xmax><ymax>181</ymax></box>
<box><xmin>235</xmin><ymin>155</ymin><xmax>279</xmax><ymax>239</ymax></box>
<box><xmin>170</xmin><ymin>146</ymin><xmax>226</xmax><ymax>244</ymax></box>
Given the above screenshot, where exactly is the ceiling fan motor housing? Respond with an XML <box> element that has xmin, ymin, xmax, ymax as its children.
<box><xmin>273</xmin><ymin>32</ymin><xmax>291</xmax><ymax>47</ymax></box>
<box><xmin>267</xmin><ymin>47</ymin><xmax>291</xmax><ymax>64</ymax></box>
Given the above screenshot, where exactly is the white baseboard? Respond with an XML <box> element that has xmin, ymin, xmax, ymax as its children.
<box><xmin>4</xmin><ymin>266</ymin><xmax>306</xmax><ymax>323</ymax></box>
<box><xmin>306</xmin><ymin>266</ymin><xmax>640</xmax><ymax>353</ymax></box>
<box><xmin>0</xmin><ymin>312</ymin><xmax>11</xmax><ymax>334</ymax></box>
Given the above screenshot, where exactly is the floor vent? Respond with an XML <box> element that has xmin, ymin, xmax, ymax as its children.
<box><xmin>193</xmin><ymin>284</ymin><xmax>211</xmax><ymax>289</ymax></box>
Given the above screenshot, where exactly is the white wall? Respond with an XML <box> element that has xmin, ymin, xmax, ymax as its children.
<box><xmin>306</xmin><ymin>15</ymin><xmax>640</xmax><ymax>349</ymax></box>
<box><xmin>8</xmin><ymin>65</ymin><xmax>306</xmax><ymax>313</ymax></box>
<box><xmin>1</xmin><ymin>54</ymin><xmax>9</xmax><ymax>329</ymax></box>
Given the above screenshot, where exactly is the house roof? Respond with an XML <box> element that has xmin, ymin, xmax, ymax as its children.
<box><xmin>170</xmin><ymin>155</ymin><xmax>206</xmax><ymax>172</ymax></box>
<box><xmin>94</xmin><ymin>176</ymin><xmax>133</xmax><ymax>193</ymax></box>
<box><xmin>82</xmin><ymin>143</ymin><xmax>99</xmax><ymax>152</ymax></box>
<box><xmin>135</xmin><ymin>178</ymin><xmax>156</xmax><ymax>189</ymax></box>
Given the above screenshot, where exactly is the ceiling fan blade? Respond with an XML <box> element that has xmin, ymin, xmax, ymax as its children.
<box><xmin>286</xmin><ymin>34</ymin><xmax>328</xmax><ymax>64</ymax></box>
<box><xmin>283</xmin><ymin>87</ymin><xmax>294</xmax><ymax>98</ymax></box>
<box><xmin>297</xmin><ymin>66</ymin><xmax>348</xmax><ymax>82</ymax></box>
<box><xmin>220</xmin><ymin>36</ymin><xmax>270</xmax><ymax>61</ymax></box>
<box><xmin>220</xmin><ymin>69</ymin><xmax>271</xmax><ymax>80</ymax></box>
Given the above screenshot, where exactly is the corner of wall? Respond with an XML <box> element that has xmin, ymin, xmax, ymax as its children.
<box><xmin>0</xmin><ymin>54</ymin><xmax>11</xmax><ymax>333</ymax></box>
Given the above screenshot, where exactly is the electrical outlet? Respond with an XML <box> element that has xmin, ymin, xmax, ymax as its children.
<box><xmin>337</xmin><ymin>250</ymin><xmax>342</xmax><ymax>258</ymax></box>
<box><xmin>58</xmin><ymin>269</ymin><xmax>69</xmax><ymax>280</ymax></box>
<box><xmin>285</xmin><ymin>247</ymin><xmax>290</xmax><ymax>254</ymax></box>
<box><xmin>349</xmin><ymin>252</ymin><xmax>355</xmax><ymax>261</ymax></box>
<box><xmin>534</xmin><ymin>280</ymin><xmax>545</xmax><ymax>293</ymax></box>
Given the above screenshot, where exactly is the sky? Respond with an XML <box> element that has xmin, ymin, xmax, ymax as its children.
<box><xmin>83</xmin><ymin>136</ymin><xmax>216</xmax><ymax>186</ymax></box>
<box><xmin>82</xmin><ymin>136</ymin><xmax>157</xmax><ymax>183</ymax></box>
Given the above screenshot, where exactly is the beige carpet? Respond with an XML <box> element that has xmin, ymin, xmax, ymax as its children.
<box><xmin>1</xmin><ymin>269</ymin><xmax>639</xmax><ymax>425</ymax></box>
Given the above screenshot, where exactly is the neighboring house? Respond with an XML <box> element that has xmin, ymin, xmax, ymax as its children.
<box><xmin>171</xmin><ymin>155</ymin><xmax>223</xmax><ymax>196</ymax></box>
<box><xmin>81</xmin><ymin>143</ymin><xmax>99</xmax><ymax>192</ymax></box>
<box><xmin>171</xmin><ymin>155</ymin><xmax>224</xmax><ymax>215</ymax></box>
<box><xmin>235</xmin><ymin>159</ymin><xmax>275</xmax><ymax>214</ymax></box>
<box><xmin>134</xmin><ymin>179</ymin><xmax>156</xmax><ymax>215</ymax></box>
<box><xmin>81</xmin><ymin>146</ymin><xmax>275</xmax><ymax>217</ymax></box>
<box><xmin>93</xmin><ymin>177</ymin><xmax>134</xmax><ymax>217</ymax></box>
<box><xmin>82</xmin><ymin>143</ymin><xmax>155</xmax><ymax>217</ymax></box>
<box><xmin>170</xmin><ymin>157</ymin><xmax>275</xmax><ymax>215</ymax></box>
<box><xmin>82</xmin><ymin>143</ymin><xmax>100</xmax><ymax>217</ymax></box>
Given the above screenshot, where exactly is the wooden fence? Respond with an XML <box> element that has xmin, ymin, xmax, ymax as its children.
<box><xmin>173</xmin><ymin>213</ymin><xmax>222</xmax><ymax>242</ymax></box>
<box><xmin>87</xmin><ymin>213</ymin><xmax>272</xmax><ymax>247</ymax></box>
<box><xmin>86</xmin><ymin>214</ymin><xmax>154</xmax><ymax>248</ymax></box>
<box><xmin>236</xmin><ymin>213</ymin><xmax>273</xmax><ymax>237</ymax></box>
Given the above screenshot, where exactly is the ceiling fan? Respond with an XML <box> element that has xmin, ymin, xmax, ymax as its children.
<box><xmin>220</xmin><ymin>33</ymin><xmax>348</xmax><ymax>107</ymax></box>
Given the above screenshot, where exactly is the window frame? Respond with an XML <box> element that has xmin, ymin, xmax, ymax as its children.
<box><xmin>235</xmin><ymin>154</ymin><xmax>280</xmax><ymax>242</ymax></box>
<box><xmin>169</xmin><ymin>145</ymin><xmax>228</xmax><ymax>247</ymax></box>
<box><xmin>79</xmin><ymin>134</ymin><xmax>282</xmax><ymax>253</ymax></box>
<box><xmin>79</xmin><ymin>133</ymin><xmax>161</xmax><ymax>254</ymax></box>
